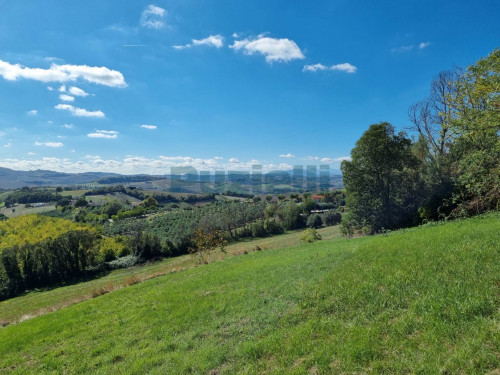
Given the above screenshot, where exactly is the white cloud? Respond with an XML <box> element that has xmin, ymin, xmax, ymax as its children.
<box><xmin>307</xmin><ymin>156</ymin><xmax>320</xmax><ymax>161</ymax></box>
<box><xmin>303</xmin><ymin>62</ymin><xmax>357</xmax><ymax>73</ymax></box>
<box><xmin>55</xmin><ymin>104</ymin><xmax>105</xmax><ymax>118</ymax></box>
<box><xmin>334</xmin><ymin>156</ymin><xmax>351</xmax><ymax>162</ymax></box>
<box><xmin>87</xmin><ymin>130</ymin><xmax>118</xmax><ymax>139</ymax></box>
<box><xmin>229</xmin><ymin>158</ymin><xmax>239</xmax><ymax>163</ymax></box>
<box><xmin>27</xmin><ymin>109</ymin><xmax>38</xmax><ymax>115</ymax></box>
<box><xmin>141</xmin><ymin>5</ymin><xmax>166</xmax><ymax>29</ymax></box>
<box><xmin>320</xmin><ymin>157</ymin><xmax>334</xmax><ymax>163</ymax></box>
<box><xmin>63</xmin><ymin>123</ymin><xmax>74</xmax><ymax>129</ymax></box>
<box><xmin>59</xmin><ymin>85</ymin><xmax>66</xmax><ymax>92</ymax></box>
<box><xmin>330</xmin><ymin>63</ymin><xmax>357</xmax><ymax>73</ymax></box>
<box><xmin>279</xmin><ymin>153</ymin><xmax>295</xmax><ymax>158</ymax></box>
<box><xmin>35</xmin><ymin>141</ymin><xmax>63</xmax><ymax>147</ymax></box>
<box><xmin>230</xmin><ymin>35</ymin><xmax>305</xmax><ymax>63</ymax></box>
<box><xmin>140</xmin><ymin>124</ymin><xmax>157</xmax><ymax>130</ymax></box>
<box><xmin>0</xmin><ymin>131</ymin><xmax>5</xmax><ymax>136</ymax></box>
<box><xmin>4</xmin><ymin>142</ymin><xmax>12</xmax><ymax>148</ymax></box>
<box><xmin>174</xmin><ymin>35</ymin><xmax>224</xmax><ymax>49</ymax></box>
<box><xmin>0</xmin><ymin>155</ymin><xmax>299</xmax><ymax>174</ymax></box>
<box><xmin>214</xmin><ymin>156</ymin><xmax>224</xmax><ymax>160</ymax></box>
<box><xmin>47</xmin><ymin>86</ymin><xmax>54</xmax><ymax>91</ymax></box>
<box><xmin>59</xmin><ymin>94</ymin><xmax>74</xmax><ymax>102</ymax></box>
<box><xmin>69</xmin><ymin>86</ymin><xmax>89</xmax><ymax>97</ymax></box>
<box><xmin>27</xmin><ymin>152</ymin><xmax>36</xmax><ymax>155</ymax></box>
<box><xmin>0</xmin><ymin>60</ymin><xmax>127</xmax><ymax>87</ymax></box>
<box><xmin>419</xmin><ymin>42</ymin><xmax>431</xmax><ymax>49</ymax></box>
<box><xmin>302</xmin><ymin>63</ymin><xmax>328</xmax><ymax>72</ymax></box>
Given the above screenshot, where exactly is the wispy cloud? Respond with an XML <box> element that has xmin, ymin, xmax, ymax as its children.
<box><xmin>174</xmin><ymin>35</ymin><xmax>224</xmax><ymax>49</ymax></box>
<box><xmin>87</xmin><ymin>130</ymin><xmax>118</xmax><ymax>139</ymax></box>
<box><xmin>35</xmin><ymin>141</ymin><xmax>63</xmax><ymax>147</ymax></box>
<box><xmin>391</xmin><ymin>42</ymin><xmax>430</xmax><ymax>53</ymax></box>
<box><xmin>4</xmin><ymin>142</ymin><xmax>12</xmax><ymax>148</ymax></box>
<box><xmin>68</xmin><ymin>86</ymin><xmax>89</xmax><ymax>97</ymax></box>
<box><xmin>63</xmin><ymin>123</ymin><xmax>74</xmax><ymax>129</ymax></box>
<box><xmin>141</xmin><ymin>5</ymin><xmax>166</xmax><ymax>29</ymax></box>
<box><xmin>0</xmin><ymin>59</ymin><xmax>127</xmax><ymax>87</ymax></box>
<box><xmin>59</xmin><ymin>94</ymin><xmax>74</xmax><ymax>102</ymax></box>
<box><xmin>55</xmin><ymin>104</ymin><xmax>105</xmax><ymax>118</ymax></box>
<box><xmin>140</xmin><ymin>124</ymin><xmax>157</xmax><ymax>130</ymax></box>
<box><xmin>230</xmin><ymin>35</ymin><xmax>305</xmax><ymax>63</ymax></box>
<box><xmin>303</xmin><ymin>62</ymin><xmax>357</xmax><ymax>73</ymax></box>
<box><xmin>27</xmin><ymin>109</ymin><xmax>38</xmax><ymax>115</ymax></box>
<box><xmin>279</xmin><ymin>153</ymin><xmax>295</xmax><ymax>158</ymax></box>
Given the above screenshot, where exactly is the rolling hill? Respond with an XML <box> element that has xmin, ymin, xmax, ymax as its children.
<box><xmin>0</xmin><ymin>213</ymin><xmax>498</xmax><ymax>373</ymax></box>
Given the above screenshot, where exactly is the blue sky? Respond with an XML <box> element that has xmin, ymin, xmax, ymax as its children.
<box><xmin>0</xmin><ymin>0</ymin><xmax>498</xmax><ymax>175</ymax></box>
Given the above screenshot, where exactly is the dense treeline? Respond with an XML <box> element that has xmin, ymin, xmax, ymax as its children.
<box><xmin>342</xmin><ymin>49</ymin><xmax>499</xmax><ymax>234</ymax></box>
<box><xmin>82</xmin><ymin>185</ymin><xmax>216</xmax><ymax>204</ymax></box>
<box><xmin>0</xmin><ymin>230</ymin><xmax>97</xmax><ymax>299</ymax></box>
<box><xmin>4</xmin><ymin>188</ymin><xmax>64</xmax><ymax>207</ymax></box>
<box><xmin>0</xmin><ymin>229</ymin><xmax>169</xmax><ymax>300</ymax></box>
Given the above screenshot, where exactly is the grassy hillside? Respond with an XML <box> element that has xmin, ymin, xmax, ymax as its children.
<box><xmin>0</xmin><ymin>226</ymin><xmax>341</xmax><ymax>326</ymax></box>
<box><xmin>1</xmin><ymin>214</ymin><xmax>499</xmax><ymax>373</ymax></box>
<box><xmin>0</xmin><ymin>215</ymin><xmax>91</xmax><ymax>251</ymax></box>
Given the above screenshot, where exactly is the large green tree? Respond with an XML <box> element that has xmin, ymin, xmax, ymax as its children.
<box><xmin>341</xmin><ymin>122</ymin><xmax>423</xmax><ymax>234</ymax></box>
<box><xmin>448</xmin><ymin>48</ymin><xmax>500</xmax><ymax>216</ymax></box>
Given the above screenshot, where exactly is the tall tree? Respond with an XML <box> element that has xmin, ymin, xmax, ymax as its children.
<box><xmin>408</xmin><ymin>70</ymin><xmax>457</xmax><ymax>157</ymax></box>
<box><xmin>341</xmin><ymin>122</ymin><xmax>423</xmax><ymax>234</ymax></box>
<box><xmin>448</xmin><ymin>48</ymin><xmax>500</xmax><ymax>215</ymax></box>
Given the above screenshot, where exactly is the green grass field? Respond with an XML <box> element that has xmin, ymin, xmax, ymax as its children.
<box><xmin>0</xmin><ymin>214</ymin><xmax>499</xmax><ymax>374</ymax></box>
<box><xmin>0</xmin><ymin>226</ymin><xmax>340</xmax><ymax>326</ymax></box>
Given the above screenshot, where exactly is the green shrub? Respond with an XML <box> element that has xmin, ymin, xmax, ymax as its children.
<box><xmin>323</xmin><ymin>210</ymin><xmax>342</xmax><ymax>226</ymax></box>
<box><xmin>300</xmin><ymin>228</ymin><xmax>322</xmax><ymax>243</ymax></box>
<box><xmin>306</xmin><ymin>214</ymin><xmax>323</xmax><ymax>229</ymax></box>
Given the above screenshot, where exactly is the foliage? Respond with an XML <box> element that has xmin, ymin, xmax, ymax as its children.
<box><xmin>3</xmin><ymin>188</ymin><xmax>65</xmax><ymax>207</ymax></box>
<box><xmin>133</xmin><ymin>232</ymin><xmax>165</xmax><ymax>260</ymax></box>
<box><xmin>341</xmin><ymin>122</ymin><xmax>424</xmax><ymax>234</ymax></box>
<box><xmin>306</xmin><ymin>214</ymin><xmax>323</xmax><ymax>229</ymax></box>
<box><xmin>300</xmin><ymin>228</ymin><xmax>322</xmax><ymax>243</ymax></box>
<box><xmin>322</xmin><ymin>210</ymin><xmax>342</xmax><ymax>226</ymax></box>
<box><xmin>0</xmin><ymin>230</ymin><xmax>98</xmax><ymax>300</ymax></box>
<box><xmin>141</xmin><ymin>196</ymin><xmax>158</xmax><ymax>209</ymax></box>
<box><xmin>188</xmin><ymin>228</ymin><xmax>227</xmax><ymax>263</ymax></box>
<box><xmin>74</xmin><ymin>196</ymin><xmax>89</xmax><ymax>207</ymax></box>
<box><xmin>96</xmin><ymin>236</ymin><xmax>130</xmax><ymax>262</ymax></box>
<box><xmin>0</xmin><ymin>215</ymin><xmax>91</xmax><ymax>251</ymax></box>
<box><xmin>447</xmin><ymin>48</ymin><xmax>500</xmax><ymax>216</ymax></box>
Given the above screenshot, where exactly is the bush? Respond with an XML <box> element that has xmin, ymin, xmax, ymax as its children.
<box><xmin>306</xmin><ymin>214</ymin><xmax>323</xmax><ymax>229</ymax></box>
<box><xmin>300</xmin><ymin>228</ymin><xmax>322</xmax><ymax>243</ymax></box>
<box><xmin>264</xmin><ymin>219</ymin><xmax>284</xmax><ymax>235</ymax></box>
<box><xmin>97</xmin><ymin>237</ymin><xmax>130</xmax><ymax>262</ymax></box>
<box><xmin>250</xmin><ymin>220</ymin><xmax>266</xmax><ymax>237</ymax></box>
<box><xmin>107</xmin><ymin>255</ymin><xmax>142</xmax><ymax>270</ymax></box>
<box><xmin>322</xmin><ymin>210</ymin><xmax>342</xmax><ymax>226</ymax></box>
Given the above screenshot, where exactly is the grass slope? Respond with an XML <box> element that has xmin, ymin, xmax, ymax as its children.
<box><xmin>1</xmin><ymin>214</ymin><xmax>499</xmax><ymax>374</ymax></box>
<box><xmin>0</xmin><ymin>226</ymin><xmax>341</xmax><ymax>326</ymax></box>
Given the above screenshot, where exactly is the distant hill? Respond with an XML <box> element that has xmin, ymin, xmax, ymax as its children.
<box><xmin>0</xmin><ymin>167</ymin><xmax>343</xmax><ymax>192</ymax></box>
<box><xmin>0</xmin><ymin>167</ymin><xmax>121</xmax><ymax>189</ymax></box>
